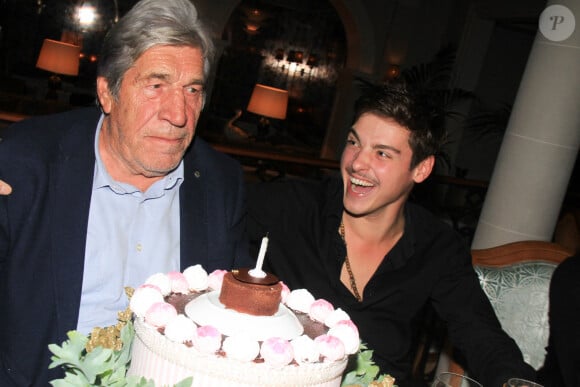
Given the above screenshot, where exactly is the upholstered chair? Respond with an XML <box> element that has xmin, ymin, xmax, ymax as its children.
<box><xmin>438</xmin><ymin>240</ymin><xmax>574</xmax><ymax>386</ymax></box>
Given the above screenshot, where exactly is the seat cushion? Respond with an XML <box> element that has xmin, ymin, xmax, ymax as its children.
<box><xmin>475</xmin><ymin>262</ymin><xmax>557</xmax><ymax>369</ymax></box>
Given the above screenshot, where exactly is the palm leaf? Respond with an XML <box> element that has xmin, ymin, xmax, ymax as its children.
<box><xmin>464</xmin><ymin>103</ymin><xmax>512</xmax><ymax>139</ymax></box>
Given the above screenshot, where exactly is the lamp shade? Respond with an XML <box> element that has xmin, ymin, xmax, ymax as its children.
<box><xmin>36</xmin><ymin>39</ymin><xmax>80</xmax><ymax>76</ymax></box>
<box><xmin>247</xmin><ymin>84</ymin><xmax>288</xmax><ymax>120</ymax></box>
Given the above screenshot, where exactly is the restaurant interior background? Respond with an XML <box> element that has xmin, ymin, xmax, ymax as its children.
<box><xmin>0</xmin><ymin>0</ymin><xmax>578</xmax><ymax>246</ymax></box>
<box><xmin>1</xmin><ymin>1</ymin><xmax>579</xmax><ymax>382</ymax></box>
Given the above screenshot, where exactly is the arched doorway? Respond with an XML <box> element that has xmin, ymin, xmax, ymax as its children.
<box><xmin>203</xmin><ymin>0</ymin><xmax>348</xmax><ymax>156</ymax></box>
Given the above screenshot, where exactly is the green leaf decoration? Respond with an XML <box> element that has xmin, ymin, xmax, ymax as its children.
<box><xmin>174</xmin><ymin>377</ymin><xmax>193</xmax><ymax>387</ymax></box>
<box><xmin>49</xmin><ymin>320</ymin><xmax>194</xmax><ymax>387</ymax></box>
<box><xmin>82</xmin><ymin>346</ymin><xmax>115</xmax><ymax>382</ymax></box>
<box><xmin>341</xmin><ymin>343</ymin><xmax>396</xmax><ymax>387</ymax></box>
<box><xmin>48</xmin><ymin>331</ymin><xmax>90</xmax><ymax>370</ymax></box>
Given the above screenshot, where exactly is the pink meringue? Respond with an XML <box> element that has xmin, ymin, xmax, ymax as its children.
<box><xmin>183</xmin><ymin>265</ymin><xmax>209</xmax><ymax>291</ymax></box>
<box><xmin>223</xmin><ymin>335</ymin><xmax>260</xmax><ymax>362</ymax></box>
<box><xmin>194</xmin><ymin>325</ymin><xmax>222</xmax><ymax>354</ymax></box>
<box><xmin>309</xmin><ymin>299</ymin><xmax>334</xmax><ymax>323</ymax></box>
<box><xmin>314</xmin><ymin>334</ymin><xmax>345</xmax><ymax>362</ymax></box>
<box><xmin>130</xmin><ymin>284</ymin><xmax>164</xmax><ymax>317</ymax></box>
<box><xmin>164</xmin><ymin>314</ymin><xmax>196</xmax><ymax>343</ymax></box>
<box><xmin>145</xmin><ymin>302</ymin><xmax>177</xmax><ymax>328</ymax></box>
<box><xmin>291</xmin><ymin>335</ymin><xmax>320</xmax><ymax>363</ymax></box>
<box><xmin>260</xmin><ymin>337</ymin><xmax>294</xmax><ymax>367</ymax></box>
<box><xmin>144</xmin><ymin>273</ymin><xmax>171</xmax><ymax>296</ymax></box>
<box><xmin>327</xmin><ymin>320</ymin><xmax>360</xmax><ymax>354</ymax></box>
<box><xmin>285</xmin><ymin>288</ymin><xmax>315</xmax><ymax>313</ymax></box>
<box><xmin>324</xmin><ymin>307</ymin><xmax>351</xmax><ymax>328</ymax></box>
<box><xmin>166</xmin><ymin>271</ymin><xmax>189</xmax><ymax>294</ymax></box>
<box><xmin>279</xmin><ymin>281</ymin><xmax>291</xmax><ymax>303</ymax></box>
<box><xmin>207</xmin><ymin>269</ymin><xmax>228</xmax><ymax>291</ymax></box>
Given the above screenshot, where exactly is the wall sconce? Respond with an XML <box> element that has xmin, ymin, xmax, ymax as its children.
<box><xmin>73</xmin><ymin>0</ymin><xmax>119</xmax><ymax>30</ymax></box>
<box><xmin>385</xmin><ymin>64</ymin><xmax>401</xmax><ymax>80</ymax></box>
<box><xmin>36</xmin><ymin>38</ymin><xmax>80</xmax><ymax>100</ymax></box>
<box><xmin>306</xmin><ymin>54</ymin><xmax>318</xmax><ymax>67</ymax></box>
<box><xmin>275</xmin><ymin>48</ymin><xmax>285</xmax><ymax>61</ymax></box>
<box><xmin>76</xmin><ymin>3</ymin><xmax>98</xmax><ymax>28</ymax></box>
<box><xmin>242</xmin><ymin>7</ymin><xmax>268</xmax><ymax>36</ymax></box>
<box><xmin>244</xmin><ymin>23</ymin><xmax>260</xmax><ymax>35</ymax></box>
<box><xmin>247</xmin><ymin>84</ymin><xmax>288</xmax><ymax>140</ymax></box>
<box><xmin>287</xmin><ymin>50</ymin><xmax>304</xmax><ymax>63</ymax></box>
<box><xmin>260</xmin><ymin>47</ymin><xmax>339</xmax><ymax>83</ymax></box>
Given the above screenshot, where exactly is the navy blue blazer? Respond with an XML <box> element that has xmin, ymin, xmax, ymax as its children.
<box><xmin>0</xmin><ymin>107</ymin><xmax>252</xmax><ymax>386</ymax></box>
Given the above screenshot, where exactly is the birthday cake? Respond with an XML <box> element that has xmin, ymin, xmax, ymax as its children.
<box><xmin>125</xmin><ymin>264</ymin><xmax>360</xmax><ymax>386</ymax></box>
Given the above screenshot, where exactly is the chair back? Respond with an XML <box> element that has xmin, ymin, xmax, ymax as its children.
<box><xmin>436</xmin><ymin>240</ymin><xmax>574</xmax><ymax>384</ymax></box>
<box><xmin>472</xmin><ymin>241</ymin><xmax>573</xmax><ymax>369</ymax></box>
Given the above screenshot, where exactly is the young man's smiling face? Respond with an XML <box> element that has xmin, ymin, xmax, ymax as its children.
<box><xmin>341</xmin><ymin>112</ymin><xmax>434</xmax><ymax>219</ymax></box>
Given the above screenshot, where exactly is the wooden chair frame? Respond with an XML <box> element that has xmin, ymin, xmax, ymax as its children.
<box><xmin>471</xmin><ymin>240</ymin><xmax>573</xmax><ymax>267</ymax></box>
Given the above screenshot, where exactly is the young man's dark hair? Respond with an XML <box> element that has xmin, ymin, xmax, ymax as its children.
<box><xmin>353</xmin><ymin>80</ymin><xmax>446</xmax><ymax>168</ymax></box>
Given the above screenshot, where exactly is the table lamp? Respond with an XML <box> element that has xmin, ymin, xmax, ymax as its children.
<box><xmin>246</xmin><ymin>84</ymin><xmax>288</xmax><ymax>140</ymax></box>
<box><xmin>36</xmin><ymin>39</ymin><xmax>80</xmax><ymax>100</ymax></box>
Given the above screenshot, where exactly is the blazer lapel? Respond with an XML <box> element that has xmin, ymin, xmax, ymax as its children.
<box><xmin>50</xmin><ymin>112</ymin><xmax>98</xmax><ymax>331</ymax></box>
<box><xmin>180</xmin><ymin>142</ymin><xmax>208</xmax><ymax>270</ymax></box>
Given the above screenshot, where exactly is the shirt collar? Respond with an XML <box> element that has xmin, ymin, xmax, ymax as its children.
<box><xmin>325</xmin><ymin>176</ymin><xmax>416</xmax><ymax>273</ymax></box>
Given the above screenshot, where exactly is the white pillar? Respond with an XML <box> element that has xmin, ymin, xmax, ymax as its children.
<box><xmin>472</xmin><ymin>0</ymin><xmax>580</xmax><ymax>249</ymax></box>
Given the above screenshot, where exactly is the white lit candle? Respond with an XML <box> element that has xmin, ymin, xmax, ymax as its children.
<box><xmin>249</xmin><ymin>234</ymin><xmax>269</xmax><ymax>278</ymax></box>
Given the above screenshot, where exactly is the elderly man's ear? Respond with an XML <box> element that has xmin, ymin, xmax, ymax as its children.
<box><xmin>0</xmin><ymin>180</ymin><xmax>12</xmax><ymax>195</ymax></box>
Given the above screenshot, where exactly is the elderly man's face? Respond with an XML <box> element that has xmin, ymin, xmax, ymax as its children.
<box><xmin>97</xmin><ymin>45</ymin><xmax>205</xmax><ymax>187</ymax></box>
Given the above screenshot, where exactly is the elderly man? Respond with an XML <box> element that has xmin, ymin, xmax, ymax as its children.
<box><xmin>0</xmin><ymin>0</ymin><xmax>250</xmax><ymax>385</ymax></box>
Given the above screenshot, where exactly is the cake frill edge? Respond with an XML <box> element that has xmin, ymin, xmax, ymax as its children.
<box><xmin>48</xmin><ymin>324</ymin><xmax>394</xmax><ymax>387</ymax></box>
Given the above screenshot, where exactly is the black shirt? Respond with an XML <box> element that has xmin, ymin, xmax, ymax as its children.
<box><xmin>538</xmin><ymin>254</ymin><xmax>580</xmax><ymax>387</ymax></box>
<box><xmin>247</xmin><ymin>177</ymin><xmax>535</xmax><ymax>387</ymax></box>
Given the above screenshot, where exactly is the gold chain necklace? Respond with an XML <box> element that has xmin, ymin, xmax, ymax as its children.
<box><xmin>339</xmin><ymin>220</ymin><xmax>363</xmax><ymax>302</ymax></box>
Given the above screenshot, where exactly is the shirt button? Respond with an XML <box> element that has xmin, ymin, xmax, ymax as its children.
<box><xmin>136</xmin><ymin>243</ymin><xmax>143</xmax><ymax>252</ymax></box>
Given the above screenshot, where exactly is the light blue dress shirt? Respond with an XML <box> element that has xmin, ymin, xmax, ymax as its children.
<box><xmin>76</xmin><ymin>117</ymin><xmax>183</xmax><ymax>334</ymax></box>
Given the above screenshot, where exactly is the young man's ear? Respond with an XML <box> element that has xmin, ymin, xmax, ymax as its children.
<box><xmin>412</xmin><ymin>155</ymin><xmax>435</xmax><ymax>183</ymax></box>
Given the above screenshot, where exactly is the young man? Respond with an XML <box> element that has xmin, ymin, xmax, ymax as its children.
<box><xmin>0</xmin><ymin>0</ymin><xmax>250</xmax><ymax>385</ymax></box>
<box><xmin>247</xmin><ymin>81</ymin><xmax>536</xmax><ymax>387</ymax></box>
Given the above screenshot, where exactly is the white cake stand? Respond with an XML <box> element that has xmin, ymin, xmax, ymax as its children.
<box><xmin>184</xmin><ymin>291</ymin><xmax>304</xmax><ymax>341</ymax></box>
<box><xmin>185</xmin><ymin>291</ymin><xmax>304</xmax><ymax>341</ymax></box>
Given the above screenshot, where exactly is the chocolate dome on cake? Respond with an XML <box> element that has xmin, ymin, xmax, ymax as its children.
<box><xmin>219</xmin><ymin>268</ymin><xmax>283</xmax><ymax>316</ymax></box>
